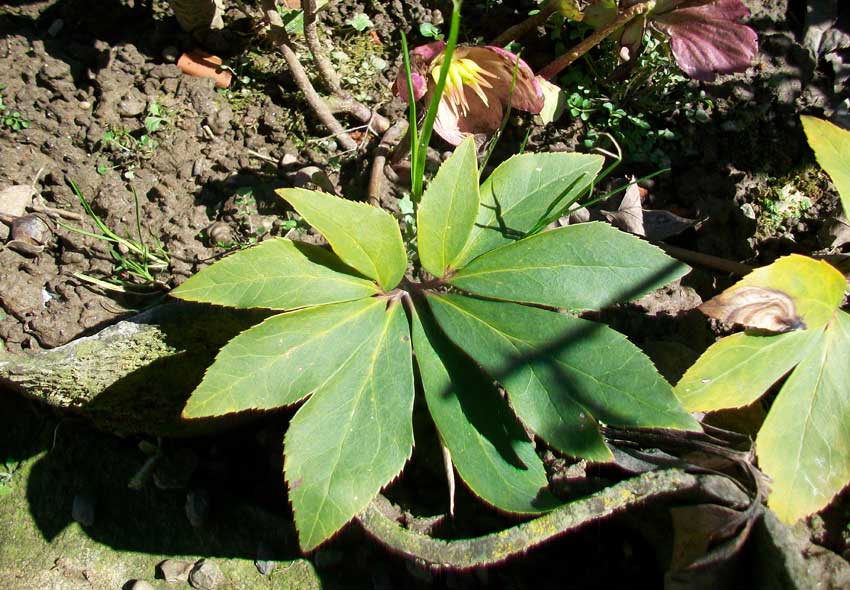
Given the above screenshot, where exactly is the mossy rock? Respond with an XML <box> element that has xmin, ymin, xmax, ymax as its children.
<box><xmin>0</xmin><ymin>302</ymin><xmax>271</xmax><ymax>437</ymax></box>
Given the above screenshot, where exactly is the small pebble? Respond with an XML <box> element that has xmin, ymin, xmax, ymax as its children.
<box><xmin>185</xmin><ymin>489</ymin><xmax>210</xmax><ymax>527</ymax></box>
<box><xmin>189</xmin><ymin>559</ymin><xmax>223</xmax><ymax>590</ymax></box>
<box><xmin>0</xmin><ymin>185</ymin><xmax>34</xmax><ymax>218</ymax></box>
<box><xmin>279</xmin><ymin>152</ymin><xmax>298</xmax><ymax>168</ymax></box>
<box><xmin>162</xmin><ymin>46</ymin><xmax>180</xmax><ymax>63</ymax></box>
<box><xmin>192</xmin><ymin>159</ymin><xmax>206</xmax><ymax>177</ymax></box>
<box><xmin>156</xmin><ymin>559</ymin><xmax>195</xmax><ymax>583</ymax></box>
<box><xmin>47</xmin><ymin>19</ymin><xmax>64</xmax><ymax>37</ymax></box>
<box><xmin>123</xmin><ymin>580</ymin><xmax>154</xmax><ymax>590</ymax></box>
<box><xmin>254</xmin><ymin>542</ymin><xmax>275</xmax><ymax>576</ymax></box>
<box><xmin>71</xmin><ymin>492</ymin><xmax>96</xmax><ymax>527</ymax></box>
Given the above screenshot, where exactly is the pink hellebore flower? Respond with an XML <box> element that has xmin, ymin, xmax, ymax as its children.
<box><xmin>394</xmin><ymin>42</ymin><xmax>544</xmax><ymax>146</ymax></box>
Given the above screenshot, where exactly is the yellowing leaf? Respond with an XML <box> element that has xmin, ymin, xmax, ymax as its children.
<box><xmin>675</xmin><ymin>329</ymin><xmax>820</xmax><ymax>412</ymax></box>
<box><xmin>801</xmin><ymin>115</ymin><xmax>850</xmax><ymax>220</ymax></box>
<box><xmin>757</xmin><ymin>312</ymin><xmax>850</xmax><ymax>523</ymax></box>
<box><xmin>678</xmin><ymin>254</ymin><xmax>850</xmax><ymax>525</ymax></box>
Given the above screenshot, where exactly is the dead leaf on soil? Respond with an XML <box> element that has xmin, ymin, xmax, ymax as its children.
<box><xmin>601</xmin><ymin>178</ymin><xmax>697</xmax><ymax>240</ymax></box>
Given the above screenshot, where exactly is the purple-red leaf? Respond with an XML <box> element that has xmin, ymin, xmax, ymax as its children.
<box><xmin>652</xmin><ymin>0</ymin><xmax>758</xmax><ymax>81</ymax></box>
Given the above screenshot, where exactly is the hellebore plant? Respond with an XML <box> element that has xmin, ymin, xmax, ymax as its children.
<box><xmin>171</xmin><ymin>136</ymin><xmax>699</xmax><ymax>552</ymax></box>
<box><xmin>395</xmin><ymin>42</ymin><xmax>544</xmax><ymax>146</ymax></box>
<box><xmin>541</xmin><ymin>0</ymin><xmax>758</xmax><ymax>82</ymax></box>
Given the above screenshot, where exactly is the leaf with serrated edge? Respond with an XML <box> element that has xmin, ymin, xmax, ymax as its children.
<box><xmin>450</xmin><ymin>223</ymin><xmax>688</xmax><ymax>311</ymax></box>
<box><xmin>417</xmin><ymin>137</ymin><xmax>479</xmax><ymax>277</ymax></box>
<box><xmin>675</xmin><ymin>329</ymin><xmax>820</xmax><ymax>412</ymax></box>
<box><xmin>410</xmin><ymin>301</ymin><xmax>560</xmax><ymax>513</ymax></box>
<box><xmin>454</xmin><ymin>152</ymin><xmax>604</xmax><ymax>267</ymax></box>
<box><xmin>757</xmin><ymin>312</ymin><xmax>850</xmax><ymax>523</ymax></box>
<box><xmin>171</xmin><ymin>238</ymin><xmax>377</xmax><ymax>309</ymax></box>
<box><xmin>428</xmin><ymin>294</ymin><xmax>699</xmax><ymax>462</ymax></box>
<box><xmin>284</xmin><ymin>301</ymin><xmax>414</xmax><ymax>551</ymax></box>
<box><xmin>276</xmin><ymin>188</ymin><xmax>407</xmax><ymax>291</ymax></box>
<box><xmin>707</xmin><ymin>254</ymin><xmax>845</xmax><ymax>330</ymax></box>
<box><xmin>183</xmin><ymin>298</ymin><xmax>386</xmax><ymax>418</ymax></box>
<box><xmin>801</xmin><ymin>115</ymin><xmax>850</xmax><ymax>219</ymax></box>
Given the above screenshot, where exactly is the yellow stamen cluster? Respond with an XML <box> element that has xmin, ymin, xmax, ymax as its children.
<box><xmin>431</xmin><ymin>56</ymin><xmax>498</xmax><ymax>118</ymax></box>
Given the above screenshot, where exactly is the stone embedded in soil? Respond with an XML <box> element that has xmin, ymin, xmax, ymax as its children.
<box><xmin>189</xmin><ymin>559</ymin><xmax>223</xmax><ymax>590</ymax></box>
<box><xmin>123</xmin><ymin>580</ymin><xmax>155</xmax><ymax>590</ymax></box>
<box><xmin>156</xmin><ymin>559</ymin><xmax>195</xmax><ymax>583</ymax></box>
<box><xmin>254</xmin><ymin>542</ymin><xmax>276</xmax><ymax>576</ymax></box>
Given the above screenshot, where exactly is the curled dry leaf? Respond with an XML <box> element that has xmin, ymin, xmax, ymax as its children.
<box><xmin>601</xmin><ymin>178</ymin><xmax>697</xmax><ymax>240</ymax></box>
<box><xmin>699</xmin><ymin>286</ymin><xmax>806</xmax><ymax>333</ymax></box>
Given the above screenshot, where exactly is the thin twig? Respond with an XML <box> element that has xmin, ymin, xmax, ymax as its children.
<box><xmin>300</xmin><ymin>0</ymin><xmax>390</xmax><ymax>133</ymax></box>
<box><xmin>368</xmin><ymin>119</ymin><xmax>408</xmax><ymax>206</ymax></box>
<box><xmin>325</xmin><ymin>96</ymin><xmax>390</xmax><ymax>133</ymax></box>
<box><xmin>538</xmin><ymin>1</ymin><xmax>653</xmax><ymax>80</ymax></box>
<box><xmin>491</xmin><ymin>0</ymin><xmax>557</xmax><ymax>47</ymax></box>
<box><xmin>654</xmin><ymin>243</ymin><xmax>754</xmax><ymax>276</ymax></box>
<box><xmin>261</xmin><ymin>0</ymin><xmax>359</xmax><ymax>152</ymax></box>
<box><xmin>302</xmin><ymin>0</ymin><xmax>342</xmax><ymax>93</ymax></box>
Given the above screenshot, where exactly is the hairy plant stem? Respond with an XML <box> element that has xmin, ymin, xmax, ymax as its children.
<box><xmin>368</xmin><ymin>119</ymin><xmax>408</xmax><ymax>206</ymax></box>
<box><xmin>261</xmin><ymin>0</ymin><xmax>359</xmax><ymax>152</ymax></box>
<box><xmin>301</xmin><ymin>0</ymin><xmax>390</xmax><ymax>133</ymax></box>
<box><xmin>357</xmin><ymin>469</ymin><xmax>703</xmax><ymax>569</ymax></box>
<box><xmin>490</xmin><ymin>0</ymin><xmax>558</xmax><ymax>47</ymax></box>
<box><xmin>302</xmin><ymin>0</ymin><xmax>342</xmax><ymax>93</ymax></box>
<box><xmin>539</xmin><ymin>1</ymin><xmax>655</xmax><ymax>80</ymax></box>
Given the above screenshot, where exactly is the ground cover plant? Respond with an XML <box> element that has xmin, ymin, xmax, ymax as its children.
<box><xmin>2</xmin><ymin>0</ymin><xmax>850</xmax><ymax>588</ymax></box>
<box><xmin>171</xmin><ymin>136</ymin><xmax>698</xmax><ymax>550</ymax></box>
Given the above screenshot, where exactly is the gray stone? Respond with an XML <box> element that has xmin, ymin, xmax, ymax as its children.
<box><xmin>189</xmin><ymin>559</ymin><xmax>223</xmax><ymax>590</ymax></box>
<box><xmin>156</xmin><ymin>558</ymin><xmax>194</xmax><ymax>583</ymax></box>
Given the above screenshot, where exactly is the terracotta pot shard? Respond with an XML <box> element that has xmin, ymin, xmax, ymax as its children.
<box><xmin>177</xmin><ymin>49</ymin><xmax>232</xmax><ymax>89</ymax></box>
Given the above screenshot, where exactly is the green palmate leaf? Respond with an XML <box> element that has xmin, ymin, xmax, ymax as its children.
<box><xmin>450</xmin><ymin>222</ymin><xmax>688</xmax><ymax>311</ymax></box>
<box><xmin>276</xmin><ymin>188</ymin><xmax>407</xmax><ymax>291</ymax></box>
<box><xmin>427</xmin><ymin>294</ymin><xmax>698</xmax><ymax>462</ymax></box>
<box><xmin>675</xmin><ymin>329</ymin><xmax>820</xmax><ymax>412</ymax></box>
<box><xmin>757</xmin><ymin>312</ymin><xmax>850</xmax><ymax>523</ymax></box>
<box><xmin>801</xmin><ymin>115</ymin><xmax>850</xmax><ymax>219</ymax></box>
<box><xmin>284</xmin><ymin>300</ymin><xmax>414</xmax><ymax>551</ymax></box>
<box><xmin>417</xmin><ymin>137</ymin><xmax>480</xmax><ymax>278</ymax></box>
<box><xmin>410</xmin><ymin>301</ymin><xmax>560</xmax><ymax>514</ymax></box>
<box><xmin>170</xmin><ymin>238</ymin><xmax>377</xmax><ymax>309</ymax></box>
<box><xmin>183</xmin><ymin>298</ymin><xmax>386</xmax><ymax>418</ymax></box>
<box><xmin>454</xmin><ymin>152</ymin><xmax>604</xmax><ymax>266</ymax></box>
<box><xmin>716</xmin><ymin>254</ymin><xmax>846</xmax><ymax>329</ymax></box>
